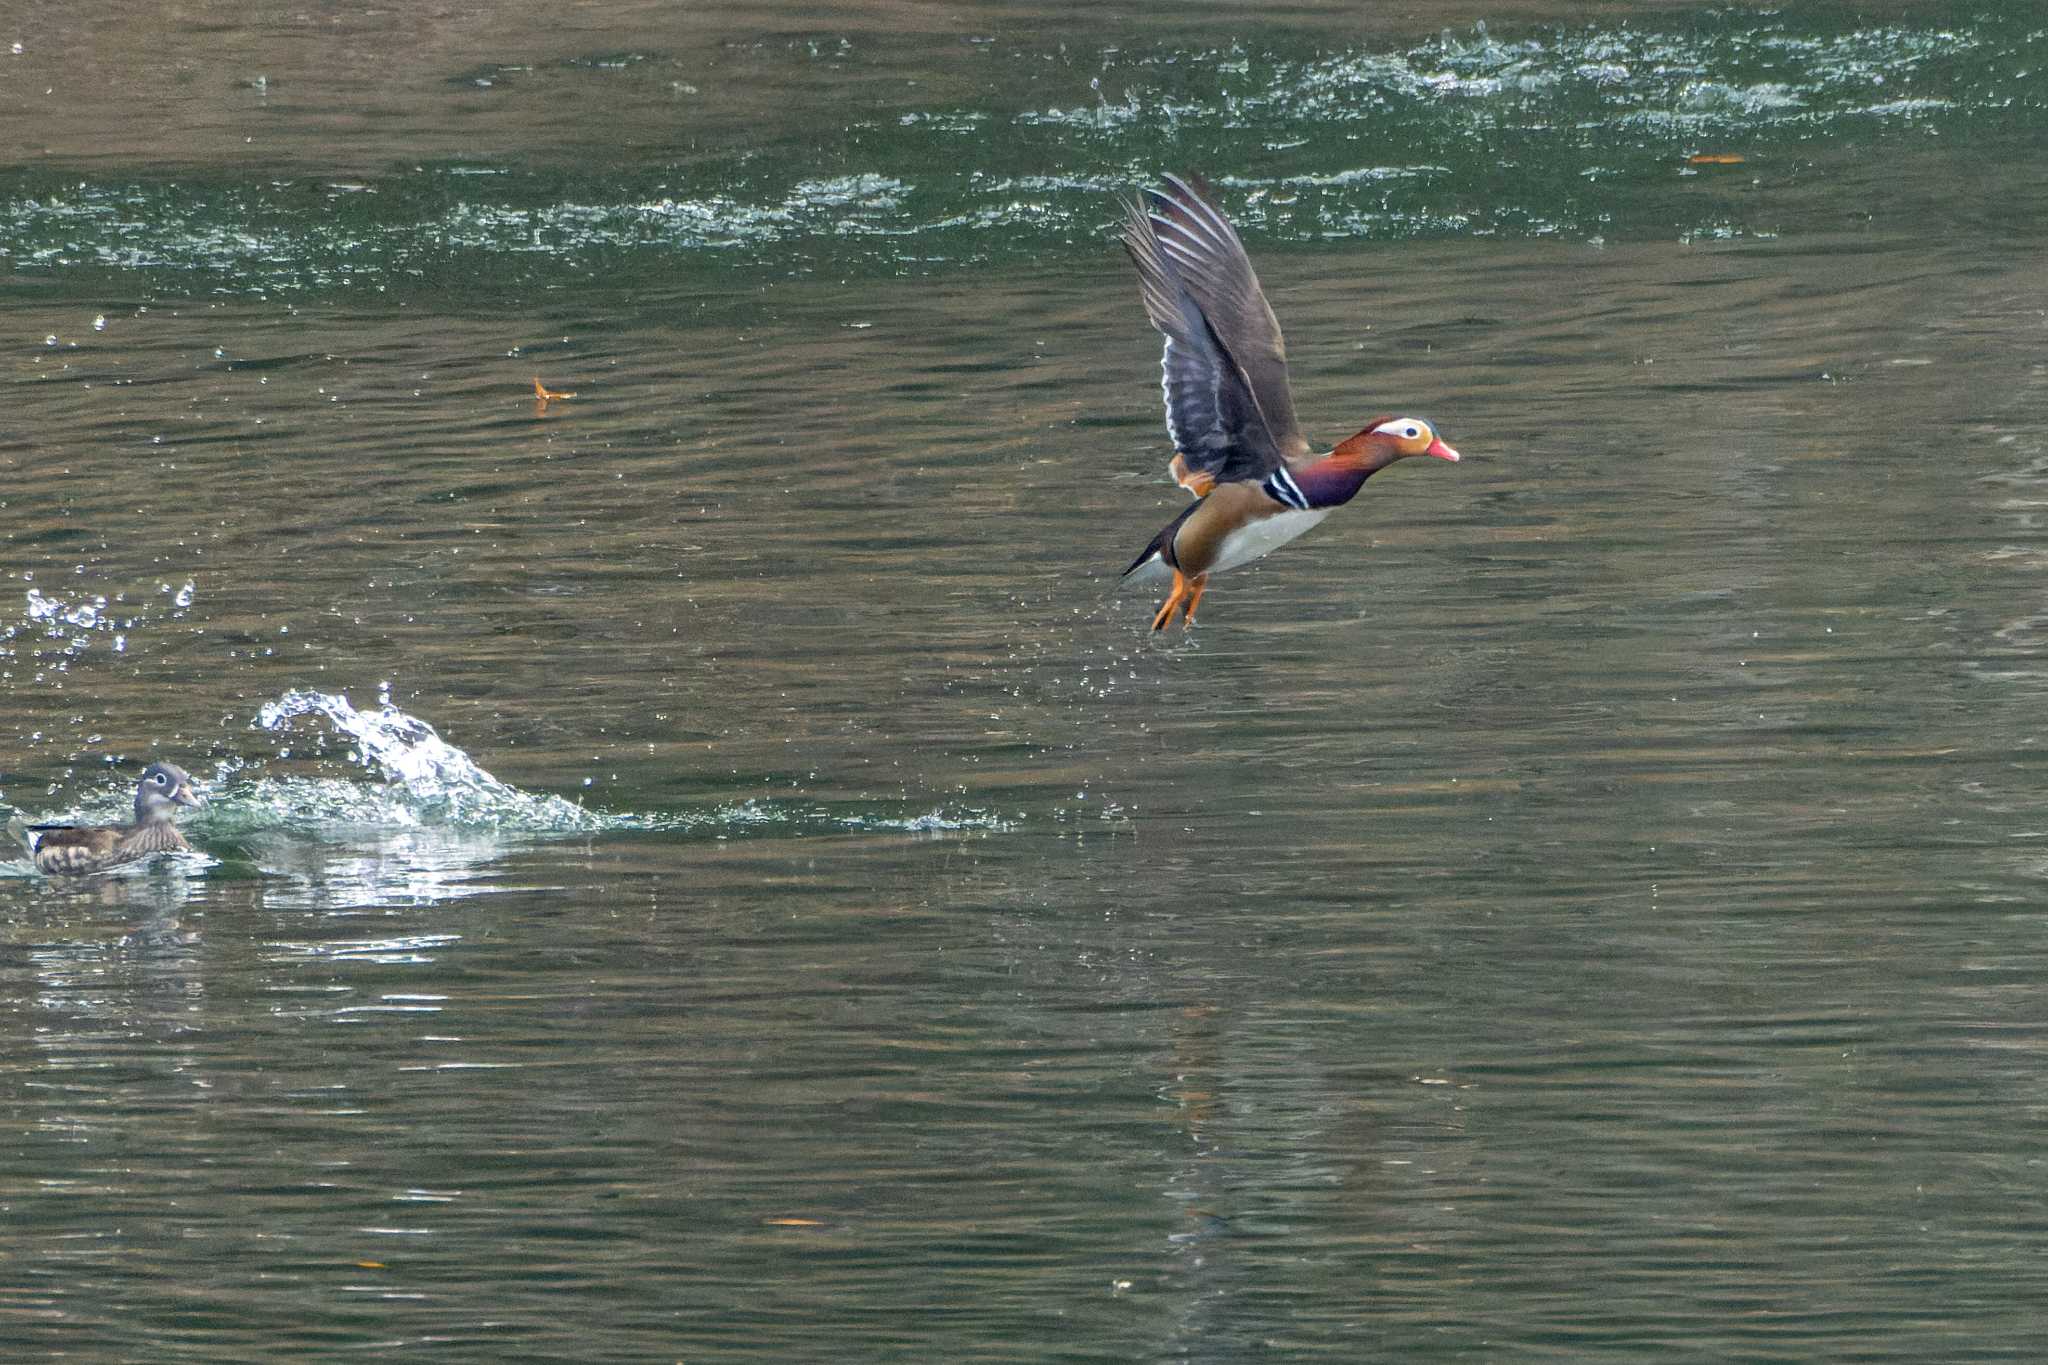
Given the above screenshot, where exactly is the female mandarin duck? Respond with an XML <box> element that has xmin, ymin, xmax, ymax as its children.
<box><xmin>9</xmin><ymin>761</ymin><xmax>203</xmax><ymax>875</ymax></box>
<box><xmin>1119</xmin><ymin>174</ymin><xmax>1460</xmax><ymax>630</ymax></box>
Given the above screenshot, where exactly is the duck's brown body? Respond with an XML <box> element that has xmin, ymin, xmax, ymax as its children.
<box><xmin>1118</xmin><ymin>174</ymin><xmax>1459</xmax><ymax>629</ymax></box>
<box><xmin>1152</xmin><ymin>480</ymin><xmax>1327</xmax><ymax>578</ymax></box>
<box><xmin>10</xmin><ymin>761</ymin><xmax>203</xmax><ymax>876</ymax></box>
<box><xmin>22</xmin><ymin>820</ymin><xmax>192</xmax><ymax>876</ymax></box>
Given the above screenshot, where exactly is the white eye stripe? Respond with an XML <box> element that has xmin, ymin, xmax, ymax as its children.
<box><xmin>1372</xmin><ymin>418</ymin><xmax>1429</xmax><ymax>440</ymax></box>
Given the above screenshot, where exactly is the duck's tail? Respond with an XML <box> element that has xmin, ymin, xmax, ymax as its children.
<box><xmin>1119</xmin><ymin>499</ymin><xmax>1200</xmax><ymax>587</ymax></box>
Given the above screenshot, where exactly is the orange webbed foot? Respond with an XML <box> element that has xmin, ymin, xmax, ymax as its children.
<box><xmin>1151</xmin><ymin>571</ymin><xmax>1189</xmax><ymax>632</ymax></box>
<box><xmin>1151</xmin><ymin>571</ymin><xmax>1208</xmax><ymax>631</ymax></box>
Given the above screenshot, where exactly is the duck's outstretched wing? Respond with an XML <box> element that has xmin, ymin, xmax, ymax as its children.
<box><xmin>1121</xmin><ymin>174</ymin><xmax>1310</xmax><ymax>488</ymax></box>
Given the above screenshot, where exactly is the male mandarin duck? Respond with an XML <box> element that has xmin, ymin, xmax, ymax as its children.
<box><xmin>8</xmin><ymin>761</ymin><xmax>203</xmax><ymax>875</ymax></box>
<box><xmin>1118</xmin><ymin>174</ymin><xmax>1460</xmax><ymax>630</ymax></box>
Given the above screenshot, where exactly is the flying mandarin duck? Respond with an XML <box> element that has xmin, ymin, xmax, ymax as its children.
<box><xmin>9</xmin><ymin>761</ymin><xmax>204</xmax><ymax>875</ymax></box>
<box><xmin>1118</xmin><ymin>174</ymin><xmax>1460</xmax><ymax>630</ymax></box>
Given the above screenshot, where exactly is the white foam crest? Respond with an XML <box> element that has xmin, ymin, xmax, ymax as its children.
<box><xmin>253</xmin><ymin>689</ymin><xmax>604</xmax><ymax>831</ymax></box>
<box><xmin>243</xmin><ymin>690</ymin><xmax>1011</xmax><ymax>839</ymax></box>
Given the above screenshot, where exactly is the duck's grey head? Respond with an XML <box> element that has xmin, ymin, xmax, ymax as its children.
<box><xmin>134</xmin><ymin>762</ymin><xmax>203</xmax><ymax>822</ymax></box>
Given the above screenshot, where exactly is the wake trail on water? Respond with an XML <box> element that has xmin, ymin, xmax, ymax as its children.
<box><xmin>5</xmin><ymin>689</ymin><xmax>1005</xmax><ymax>876</ymax></box>
<box><xmin>242</xmin><ymin>689</ymin><xmax>1004</xmax><ymax>838</ymax></box>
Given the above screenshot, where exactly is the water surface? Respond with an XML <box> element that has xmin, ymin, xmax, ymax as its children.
<box><xmin>4</xmin><ymin>1</ymin><xmax>2048</xmax><ymax>1358</ymax></box>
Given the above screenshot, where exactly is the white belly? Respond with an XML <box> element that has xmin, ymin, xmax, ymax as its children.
<box><xmin>1210</xmin><ymin>508</ymin><xmax>1329</xmax><ymax>574</ymax></box>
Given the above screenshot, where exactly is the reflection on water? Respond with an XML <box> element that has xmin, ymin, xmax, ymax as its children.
<box><xmin>237</xmin><ymin>828</ymin><xmax>543</xmax><ymax>911</ymax></box>
<box><xmin>3</xmin><ymin>0</ymin><xmax>2048</xmax><ymax>1358</ymax></box>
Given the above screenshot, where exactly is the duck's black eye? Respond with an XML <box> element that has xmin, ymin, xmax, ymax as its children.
<box><xmin>152</xmin><ymin>772</ymin><xmax>169</xmax><ymax>785</ymax></box>
<box><xmin>1404</xmin><ymin>425</ymin><xmax>1420</xmax><ymax>439</ymax></box>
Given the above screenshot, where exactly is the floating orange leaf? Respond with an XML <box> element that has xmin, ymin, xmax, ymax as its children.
<box><xmin>763</xmin><ymin>1217</ymin><xmax>825</xmax><ymax>1227</ymax></box>
<box><xmin>533</xmin><ymin>376</ymin><xmax>577</xmax><ymax>408</ymax></box>
<box><xmin>354</xmin><ymin>1260</ymin><xmax>387</xmax><ymax>1269</ymax></box>
<box><xmin>1687</xmin><ymin>153</ymin><xmax>1747</xmax><ymax>165</ymax></box>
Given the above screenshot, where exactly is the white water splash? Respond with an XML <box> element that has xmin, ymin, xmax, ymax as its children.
<box><xmin>253</xmin><ymin>689</ymin><xmax>605</xmax><ymax>831</ymax></box>
<box><xmin>6</xmin><ymin>580</ymin><xmax>199</xmax><ymax>683</ymax></box>
<box><xmin>239</xmin><ymin>689</ymin><xmax>1008</xmax><ymax>838</ymax></box>
<box><xmin>7</xmin><ymin>691</ymin><xmax>1007</xmax><ymax>882</ymax></box>
<box><xmin>27</xmin><ymin>588</ymin><xmax>102</xmax><ymax>629</ymax></box>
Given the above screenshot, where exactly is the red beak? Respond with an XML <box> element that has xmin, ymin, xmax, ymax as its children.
<box><xmin>1425</xmin><ymin>436</ymin><xmax>1460</xmax><ymax>462</ymax></box>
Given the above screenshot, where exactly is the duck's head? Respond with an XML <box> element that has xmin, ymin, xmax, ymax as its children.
<box><xmin>1334</xmin><ymin>416</ymin><xmax>1460</xmax><ymax>470</ymax></box>
<box><xmin>134</xmin><ymin>762</ymin><xmax>203</xmax><ymax>822</ymax></box>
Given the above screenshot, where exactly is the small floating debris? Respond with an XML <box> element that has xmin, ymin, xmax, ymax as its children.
<box><xmin>1686</xmin><ymin>152</ymin><xmax>1747</xmax><ymax>165</ymax></box>
<box><xmin>532</xmin><ymin>375</ymin><xmax>577</xmax><ymax>413</ymax></box>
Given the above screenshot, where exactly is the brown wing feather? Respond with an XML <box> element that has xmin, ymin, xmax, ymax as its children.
<box><xmin>30</xmin><ymin>821</ymin><xmax>188</xmax><ymax>875</ymax></box>
<box><xmin>31</xmin><ymin>826</ymin><xmax>124</xmax><ymax>875</ymax></box>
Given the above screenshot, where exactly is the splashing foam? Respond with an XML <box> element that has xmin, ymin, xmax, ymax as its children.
<box><xmin>246</xmin><ymin>689</ymin><xmax>1008</xmax><ymax>837</ymax></box>
<box><xmin>253</xmin><ymin>689</ymin><xmax>605</xmax><ymax>831</ymax></box>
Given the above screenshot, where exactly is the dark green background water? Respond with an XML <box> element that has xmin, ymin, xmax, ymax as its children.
<box><xmin>4</xmin><ymin>1</ymin><xmax>2046</xmax><ymax>1358</ymax></box>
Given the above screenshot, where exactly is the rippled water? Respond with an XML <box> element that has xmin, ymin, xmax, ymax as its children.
<box><xmin>4</xmin><ymin>1</ymin><xmax>2048</xmax><ymax>1358</ymax></box>
<box><xmin>5</xmin><ymin>5</ymin><xmax>2044</xmax><ymax>292</ymax></box>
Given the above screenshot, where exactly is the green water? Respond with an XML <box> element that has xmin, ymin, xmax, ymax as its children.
<box><xmin>4</xmin><ymin>1</ymin><xmax>2048</xmax><ymax>1359</ymax></box>
<box><xmin>5</xmin><ymin>5</ymin><xmax>2043</xmax><ymax>293</ymax></box>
